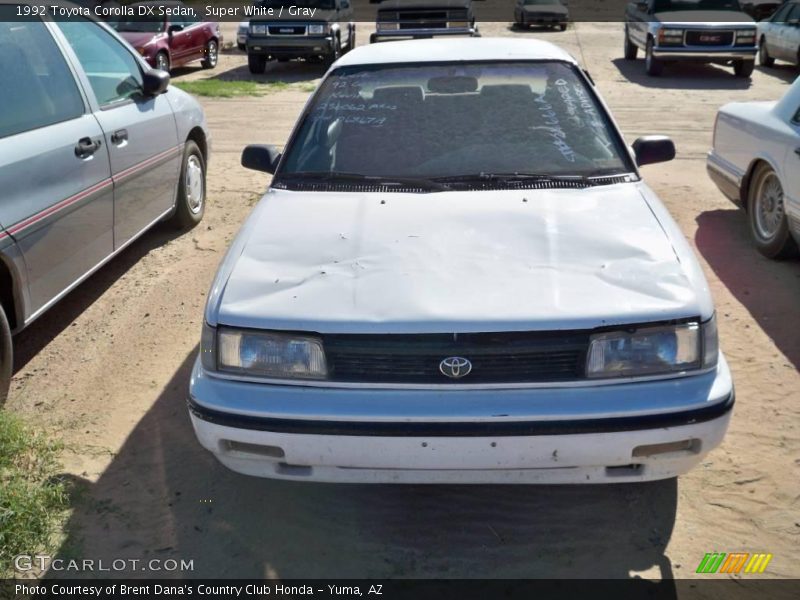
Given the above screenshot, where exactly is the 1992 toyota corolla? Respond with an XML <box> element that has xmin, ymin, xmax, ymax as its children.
<box><xmin>189</xmin><ymin>38</ymin><xmax>733</xmax><ymax>484</ymax></box>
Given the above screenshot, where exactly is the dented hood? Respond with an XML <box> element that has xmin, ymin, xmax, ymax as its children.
<box><xmin>214</xmin><ymin>185</ymin><xmax>708</xmax><ymax>333</ymax></box>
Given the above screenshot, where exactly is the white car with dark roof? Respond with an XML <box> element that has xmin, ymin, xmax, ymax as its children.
<box><xmin>189</xmin><ymin>38</ymin><xmax>733</xmax><ymax>484</ymax></box>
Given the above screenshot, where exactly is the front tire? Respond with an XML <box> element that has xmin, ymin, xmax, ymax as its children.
<box><xmin>733</xmin><ymin>59</ymin><xmax>755</xmax><ymax>78</ymax></box>
<box><xmin>155</xmin><ymin>51</ymin><xmax>170</xmax><ymax>73</ymax></box>
<box><xmin>0</xmin><ymin>306</ymin><xmax>11</xmax><ymax>408</ymax></box>
<box><xmin>747</xmin><ymin>164</ymin><xmax>798</xmax><ymax>259</ymax></box>
<box><xmin>347</xmin><ymin>25</ymin><xmax>356</xmax><ymax>51</ymax></box>
<box><xmin>248</xmin><ymin>53</ymin><xmax>267</xmax><ymax>74</ymax></box>
<box><xmin>168</xmin><ymin>140</ymin><xmax>206</xmax><ymax>231</ymax></box>
<box><xmin>759</xmin><ymin>37</ymin><xmax>774</xmax><ymax>67</ymax></box>
<box><xmin>201</xmin><ymin>39</ymin><xmax>218</xmax><ymax>69</ymax></box>
<box><xmin>645</xmin><ymin>38</ymin><xmax>662</xmax><ymax>76</ymax></box>
<box><xmin>325</xmin><ymin>36</ymin><xmax>341</xmax><ymax>66</ymax></box>
<box><xmin>624</xmin><ymin>27</ymin><xmax>638</xmax><ymax>60</ymax></box>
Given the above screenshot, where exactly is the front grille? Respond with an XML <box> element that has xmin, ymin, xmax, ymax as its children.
<box><xmin>685</xmin><ymin>30</ymin><xmax>733</xmax><ymax>46</ymax></box>
<box><xmin>268</xmin><ymin>25</ymin><xmax>306</xmax><ymax>35</ymax></box>
<box><xmin>323</xmin><ymin>331</ymin><xmax>589</xmax><ymax>384</ymax></box>
<box><xmin>379</xmin><ymin>8</ymin><xmax>468</xmax><ymax>30</ymax></box>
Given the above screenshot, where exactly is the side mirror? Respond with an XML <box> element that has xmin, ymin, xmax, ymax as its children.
<box><xmin>242</xmin><ymin>144</ymin><xmax>282</xmax><ymax>174</ymax></box>
<box><xmin>142</xmin><ymin>68</ymin><xmax>169</xmax><ymax>95</ymax></box>
<box><xmin>632</xmin><ymin>135</ymin><xmax>676</xmax><ymax>167</ymax></box>
<box><xmin>168</xmin><ymin>24</ymin><xmax>183</xmax><ymax>34</ymax></box>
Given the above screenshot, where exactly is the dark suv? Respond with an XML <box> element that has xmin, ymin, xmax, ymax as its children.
<box><xmin>245</xmin><ymin>0</ymin><xmax>355</xmax><ymax>72</ymax></box>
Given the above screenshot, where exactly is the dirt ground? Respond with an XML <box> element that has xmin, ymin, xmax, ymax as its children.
<box><xmin>6</xmin><ymin>22</ymin><xmax>799</xmax><ymax>582</ymax></box>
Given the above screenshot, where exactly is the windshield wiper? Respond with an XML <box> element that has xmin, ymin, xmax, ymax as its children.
<box><xmin>277</xmin><ymin>171</ymin><xmax>448</xmax><ymax>192</ymax></box>
<box><xmin>433</xmin><ymin>172</ymin><xmax>598</xmax><ymax>186</ymax></box>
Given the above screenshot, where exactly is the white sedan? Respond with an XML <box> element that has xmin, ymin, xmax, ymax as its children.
<box><xmin>707</xmin><ymin>77</ymin><xmax>800</xmax><ymax>259</ymax></box>
<box><xmin>190</xmin><ymin>38</ymin><xmax>733</xmax><ymax>484</ymax></box>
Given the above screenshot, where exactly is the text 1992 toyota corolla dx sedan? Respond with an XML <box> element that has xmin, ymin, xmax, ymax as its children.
<box><xmin>189</xmin><ymin>38</ymin><xmax>733</xmax><ymax>484</ymax></box>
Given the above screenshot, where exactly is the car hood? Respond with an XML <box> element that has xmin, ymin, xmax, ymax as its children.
<box><xmin>117</xmin><ymin>31</ymin><xmax>160</xmax><ymax>47</ymax></box>
<box><xmin>653</xmin><ymin>10</ymin><xmax>755</xmax><ymax>24</ymax></box>
<box><xmin>213</xmin><ymin>184</ymin><xmax>707</xmax><ymax>333</ymax></box>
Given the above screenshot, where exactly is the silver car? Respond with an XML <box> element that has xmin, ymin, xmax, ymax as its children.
<box><xmin>0</xmin><ymin>3</ymin><xmax>210</xmax><ymax>405</ymax></box>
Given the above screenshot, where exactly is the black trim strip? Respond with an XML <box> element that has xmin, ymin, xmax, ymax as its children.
<box><xmin>187</xmin><ymin>392</ymin><xmax>734</xmax><ymax>437</ymax></box>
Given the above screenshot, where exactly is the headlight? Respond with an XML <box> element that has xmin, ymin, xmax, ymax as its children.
<box><xmin>658</xmin><ymin>28</ymin><xmax>684</xmax><ymax>45</ymax></box>
<box><xmin>735</xmin><ymin>29</ymin><xmax>756</xmax><ymax>45</ymax></box>
<box><xmin>587</xmin><ymin>317</ymin><xmax>717</xmax><ymax>379</ymax></box>
<box><xmin>308</xmin><ymin>24</ymin><xmax>326</xmax><ymax>35</ymax></box>
<box><xmin>250</xmin><ymin>24</ymin><xmax>267</xmax><ymax>35</ymax></box>
<box><xmin>216</xmin><ymin>327</ymin><xmax>328</xmax><ymax>379</ymax></box>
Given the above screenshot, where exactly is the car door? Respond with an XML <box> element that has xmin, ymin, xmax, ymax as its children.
<box><xmin>53</xmin><ymin>19</ymin><xmax>181</xmax><ymax>250</ymax></box>
<box><xmin>781</xmin><ymin>109</ymin><xmax>800</xmax><ymax>229</ymax></box>
<box><xmin>169</xmin><ymin>14</ymin><xmax>201</xmax><ymax>65</ymax></box>
<box><xmin>180</xmin><ymin>11</ymin><xmax>206</xmax><ymax>61</ymax></box>
<box><xmin>0</xmin><ymin>14</ymin><xmax>114</xmax><ymax>323</ymax></box>
<box><xmin>781</xmin><ymin>4</ymin><xmax>800</xmax><ymax>63</ymax></box>
<box><xmin>626</xmin><ymin>0</ymin><xmax>650</xmax><ymax>47</ymax></box>
<box><xmin>772</xmin><ymin>3</ymin><xmax>799</xmax><ymax>60</ymax></box>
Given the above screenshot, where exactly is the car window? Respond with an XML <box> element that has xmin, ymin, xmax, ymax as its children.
<box><xmin>281</xmin><ymin>62</ymin><xmax>632</xmax><ymax>179</ymax></box>
<box><xmin>0</xmin><ymin>14</ymin><xmax>85</xmax><ymax>139</ymax></box>
<box><xmin>772</xmin><ymin>2</ymin><xmax>794</xmax><ymax>21</ymax></box>
<box><xmin>653</xmin><ymin>0</ymin><xmax>742</xmax><ymax>11</ymax></box>
<box><xmin>55</xmin><ymin>19</ymin><xmax>144</xmax><ymax>107</ymax></box>
<box><xmin>787</xmin><ymin>3</ymin><xmax>800</xmax><ymax>20</ymax></box>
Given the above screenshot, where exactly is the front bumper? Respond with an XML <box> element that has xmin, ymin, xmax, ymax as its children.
<box><xmin>651</xmin><ymin>46</ymin><xmax>757</xmax><ymax>61</ymax></box>
<box><xmin>246</xmin><ymin>36</ymin><xmax>335</xmax><ymax>57</ymax></box>
<box><xmin>371</xmin><ymin>26</ymin><xmax>478</xmax><ymax>41</ymax></box>
<box><xmin>706</xmin><ymin>152</ymin><xmax>742</xmax><ymax>205</ymax></box>
<box><xmin>188</xmin><ymin>354</ymin><xmax>734</xmax><ymax>484</ymax></box>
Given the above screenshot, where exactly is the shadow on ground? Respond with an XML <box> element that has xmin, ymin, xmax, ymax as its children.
<box><xmin>172</xmin><ymin>60</ymin><xmax>326</xmax><ymax>84</ymax></box>
<box><xmin>50</xmin><ymin>351</ymin><xmax>679</xmax><ymax>584</ymax></box>
<box><xmin>695</xmin><ymin>208</ymin><xmax>800</xmax><ymax>370</ymax></box>
<box><xmin>12</xmin><ymin>224</ymin><xmax>185</xmax><ymax>375</ymax></box>
<box><xmin>611</xmin><ymin>58</ymin><xmax>752</xmax><ymax>90</ymax></box>
<box><xmin>755</xmin><ymin>64</ymin><xmax>799</xmax><ymax>84</ymax></box>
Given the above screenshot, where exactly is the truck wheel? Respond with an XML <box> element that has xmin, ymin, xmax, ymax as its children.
<box><xmin>0</xmin><ymin>305</ymin><xmax>11</xmax><ymax>408</ymax></box>
<box><xmin>758</xmin><ymin>37</ymin><xmax>774</xmax><ymax>67</ymax></box>
<box><xmin>624</xmin><ymin>27</ymin><xmax>638</xmax><ymax>60</ymax></box>
<box><xmin>167</xmin><ymin>140</ymin><xmax>206</xmax><ymax>231</ymax></box>
<box><xmin>747</xmin><ymin>164</ymin><xmax>798</xmax><ymax>259</ymax></box>
<box><xmin>369</xmin><ymin>33</ymin><xmax>377</xmax><ymax>44</ymax></box>
<box><xmin>201</xmin><ymin>39</ymin><xmax>218</xmax><ymax>69</ymax></box>
<box><xmin>645</xmin><ymin>38</ymin><xmax>663</xmax><ymax>76</ymax></box>
<box><xmin>325</xmin><ymin>37</ymin><xmax>341</xmax><ymax>66</ymax></box>
<box><xmin>733</xmin><ymin>59</ymin><xmax>755</xmax><ymax>78</ymax></box>
<box><xmin>347</xmin><ymin>25</ymin><xmax>356</xmax><ymax>51</ymax></box>
<box><xmin>248</xmin><ymin>54</ymin><xmax>267</xmax><ymax>74</ymax></box>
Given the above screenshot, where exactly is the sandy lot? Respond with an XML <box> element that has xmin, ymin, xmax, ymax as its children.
<box><xmin>6</xmin><ymin>22</ymin><xmax>799</xmax><ymax>582</ymax></box>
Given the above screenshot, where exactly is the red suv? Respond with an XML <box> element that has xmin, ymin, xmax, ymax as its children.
<box><xmin>111</xmin><ymin>1</ymin><xmax>222</xmax><ymax>72</ymax></box>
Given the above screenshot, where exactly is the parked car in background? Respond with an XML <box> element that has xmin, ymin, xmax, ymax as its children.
<box><xmin>514</xmin><ymin>0</ymin><xmax>569</xmax><ymax>31</ymax></box>
<box><xmin>190</xmin><ymin>38</ymin><xmax>732</xmax><ymax>485</ymax></box>
<box><xmin>624</xmin><ymin>0</ymin><xmax>758</xmax><ymax>77</ymax></box>
<box><xmin>707</xmin><ymin>77</ymin><xmax>800</xmax><ymax>259</ymax></box>
<box><xmin>245</xmin><ymin>0</ymin><xmax>355</xmax><ymax>73</ymax></box>
<box><xmin>371</xmin><ymin>0</ymin><xmax>479</xmax><ymax>43</ymax></box>
<box><xmin>110</xmin><ymin>1</ymin><xmax>222</xmax><ymax>72</ymax></box>
<box><xmin>741</xmin><ymin>0</ymin><xmax>781</xmax><ymax>21</ymax></box>
<box><xmin>758</xmin><ymin>1</ymin><xmax>800</xmax><ymax>68</ymax></box>
<box><xmin>0</xmin><ymin>5</ymin><xmax>210</xmax><ymax>406</ymax></box>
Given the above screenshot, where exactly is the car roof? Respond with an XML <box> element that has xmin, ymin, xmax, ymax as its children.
<box><xmin>335</xmin><ymin>38</ymin><xmax>578</xmax><ymax>68</ymax></box>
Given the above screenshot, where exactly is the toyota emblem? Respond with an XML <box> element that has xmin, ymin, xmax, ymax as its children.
<box><xmin>439</xmin><ymin>356</ymin><xmax>472</xmax><ymax>379</ymax></box>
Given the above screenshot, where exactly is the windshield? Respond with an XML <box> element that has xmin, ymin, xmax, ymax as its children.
<box><xmin>280</xmin><ymin>62</ymin><xmax>633</xmax><ymax>181</ymax></box>
<box><xmin>653</xmin><ymin>0</ymin><xmax>742</xmax><ymax>11</ymax></box>
<box><xmin>110</xmin><ymin>16</ymin><xmax>165</xmax><ymax>33</ymax></box>
<box><xmin>255</xmin><ymin>0</ymin><xmax>336</xmax><ymax>8</ymax></box>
